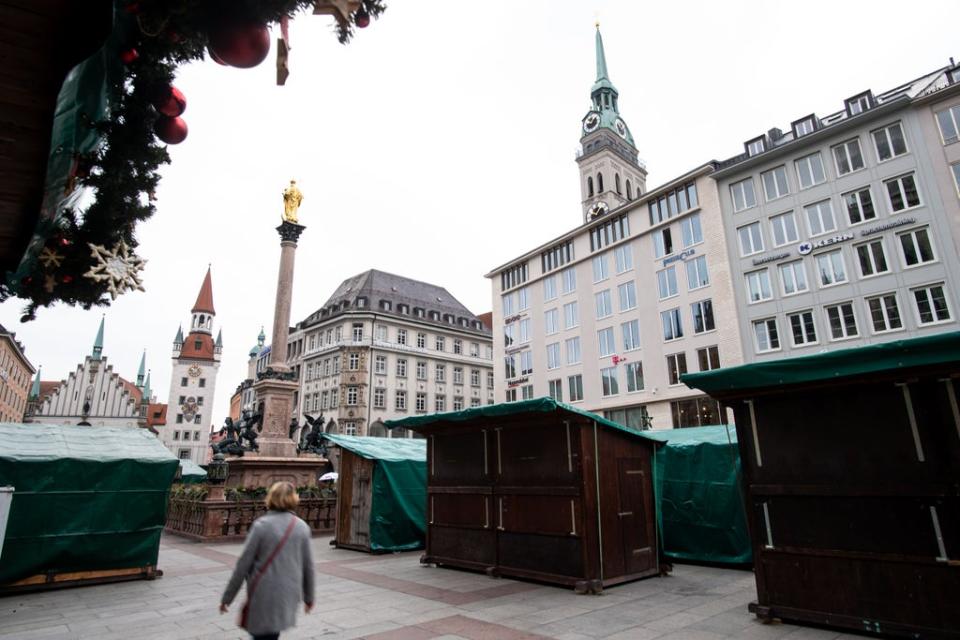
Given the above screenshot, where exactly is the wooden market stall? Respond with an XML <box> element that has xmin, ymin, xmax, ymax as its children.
<box><xmin>386</xmin><ymin>397</ymin><xmax>664</xmax><ymax>593</ymax></box>
<box><xmin>683</xmin><ymin>332</ymin><xmax>960</xmax><ymax>639</ymax></box>
<box><xmin>324</xmin><ymin>434</ymin><xmax>427</xmax><ymax>553</ymax></box>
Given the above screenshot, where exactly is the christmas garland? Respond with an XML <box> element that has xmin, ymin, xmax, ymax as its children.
<box><xmin>4</xmin><ymin>0</ymin><xmax>384</xmax><ymax>321</ymax></box>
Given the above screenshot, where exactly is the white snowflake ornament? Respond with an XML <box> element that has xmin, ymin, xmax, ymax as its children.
<box><xmin>84</xmin><ymin>241</ymin><xmax>147</xmax><ymax>299</ymax></box>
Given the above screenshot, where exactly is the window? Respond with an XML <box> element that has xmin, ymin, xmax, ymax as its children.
<box><xmin>746</xmin><ymin>137</ymin><xmax>765</xmax><ymax>156</ymax></box>
<box><xmin>346</xmin><ymin>386</ymin><xmax>358</xmax><ymax>406</ymax></box>
<box><xmin>843</xmin><ymin>188</ymin><xmax>876</xmax><ymax>224</ymax></box>
<box><xmin>375</xmin><ymin>355</ymin><xmax>387</xmax><ymax>375</ymax></box>
<box><xmin>855</xmin><ymin>240</ymin><xmax>889</xmax><ymax>277</ymax></box>
<box><xmin>766</xmin><ymin>212</ymin><xmax>798</xmax><ymax>248</ymax></box>
<box><xmin>697</xmin><ymin>345</ymin><xmax>720</xmax><ymax>371</ymax></box>
<box><xmin>730</xmin><ymin>178</ymin><xmax>756</xmax><ymax>212</ymax></box>
<box><xmin>435</xmin><ymin>336</ymin><xmax>445</xmax><ymax>351</ymax></box>
<box><xmin>504</xmin><ymin>354</ymin><xmax>517</xmax><ymax>379</ymax></box>
<box><xmin>816</xmin><ymin>250</ymin><xmax>847</xmax><ymax>287</ymax></box>
<box><xmin>416</xmin><ymin>392</ymin><xmax>427</xmax><ymax>413</ymax></box>
<box><xmin>825</xmin><ymin>302</ymin><xmax>859</xmax><ymax>340</ymax></box>
<box><xmin>502</xmin><ymin>293</ymin><xmax>515</xmax><ymax>316</ymax></box>
<box><xmin>470</xmin><ymin>369</ymin><xmax>480</xmax><ymax>386</ymax></box>
<box><xmin>787</xmin><ymin>310</ymin><xmax>818</xmax><ymax>346</ymax></box>
<box><xmin>614</xmin><ymin>243</ymin><xmax>633</xmax><ymax>273</ymax></box>
<box><xmin>173</xmin><ymin>429</ymin><xmax>181</xmax><ymax>438</ymax></box>
<box><xmin>746</xmin><ymin>270</ymin><xmax>773</xmax><ymax>303</ymax></box>
<box><xmin>680</xmin><ymin>213</ymin><xmax>703</xmax><ymax>247</ymax></box>
<box><xmin>832</xmin><ymin>138</ymin><xmax>864</xmax><ymax>176</ymax></box>
<box><xmin>686</xmin><ymin>256</ymin><xmax>709</xmax><ymax>290</ymax></box>
<box><xmin>543</xmin><ymin>276</ymin><xmax>558</xmax><ymax>301</ymax></box>
<box><xmin>804</xmin><ymin>200</ymin><xmax>837</xmax><ymax>236</ymax></box>
<box><xmin>913</xmin><ymin>284</ymin><xmax>951</xmax><ymax>325</ymax></box>
<box><xmin>872</xmin><ymin>122</ymin><xmax>908</xmax><ymax>161</ymax></box>
<box><xmin>487</xmin><ymin>371</ymin><xmax>494</xmax><ymax>387</ymax></box>
<box><xmin>519</xmin><ymin>351</ymin><xmax>533</xmax><ymax>376</ymax></box>
<box><xmin>396</xmin><ymin>358</ymin><xmax>407</xmax><ymax>377</ymax></box>
<box><xmin>435</xmin><ymin>364</ymin><xmax>446</xmax><ymax>382</ymax></box>
<box><xmin>519</xmin><ymin>317</ymin><xmax>531</xmax><ymax>343</ymax></box>
<box><xmin>793</xmin><ymin>116</ymin><xmax>816</xmax><ymax>137</ymax></box>
<box><xmin>592</xmin><ymin>254</ymin><xmax>608</xmax><ymax>282</ymax></box>
<box><xmin>885</xmin><ymin>174</ymin><xmax>921</xmax><ymax>212</ymax></box>
<box><xmin>754</xmin><ymin>318</ymin><xmax>780</xmax><ymax>352</ymax></box>
<box><xmin>953</xmin><ymin>163</ymin><xmax>960</xmax><ymax>195</ymax></box>
<box><xmin>180</xmin><ymin>377</ymin><xmax>187</xmax><ymax>387</ymax></box>
<box><xmin>373</xmin><ymin>388</ymin><xmax>386</xmax><ymax>409</ymax></box>
<box><xmin>618</xmin><ymin>281</ymin><xmax>637</xmax><ymax>311</ymax></box>
<box><xmin>416</xmin><ymin>361</ymin><xmax>427</xmax><ymax>380</ymax></box>
<box><xmin>620</xmin><ymin>362</ymin><xmax>643</xmax><ymax>392</ymax></box>
<box><xmin>395</xmin><ymin>390</ymin><xmax>407</xmax><ymax>410</ymax></box>
<box><xmin>657</xmin><ymin>266</ymin><xmax>679</xmax><ymax>299</ymax></box>
<box><xmin>866</xmin><ymin>294</ymin><xmax>903</xmax><ymax>333</ymax></box>
<box><xmin>562</xmin><ymin>336</ymin><xmax>583</xmax><ymax>366</ymax></box>
<box><xmin>505</xmin><ymin>389</ymin><xmax>517</xmax><ymax>403</ymax></box>
<box><xmin>600</xmin><ymin>366</ymin><xmax>619</xmax><ymax>396</ymax></box>
<box><xmin>470</xmin><ymin>342</ymin><xmax>479</xmax><ymax>357</ymax></box>
<box><xmin>653</xmin><ymin>227</ymin><xmax>674</xmax><ymax>258</ymax></box>
<box><xmin>548</xmin><ymin>379</ymin><xmax>563</xmax><ymax>401</ymax></box>
<box><xmin>568</xmin><ymin>375</ymin><xmax>584</xmax><ymax>402</ymax></box>
<box><xmin>376</xmin><ymin>325</ymin><xmax>388</xmax><ymax>342</ymax></box>
<box><xmin>546</xmin><ymin>343</ymin><xmax>561</xmax><ymax>370</ymax></box>
<box><xmin>435</xmin><ymin>396</ymin><xmax>446</xmax><ymax>412</ymax></box>
<box><xmin>352</xmin><ymin>323</ymin><xmax>364</xmax><ymax>341</ymax></box>
<box><xmin>936</xmin><ymin>105</ymin><xmax>960</xmax><ymax>144</ymax></box>
<box><xmin>453</xmin><ymin>339</ymin><xmax>462</xmax><ymax>355</ymax></box>
<box><xmin>501</xmin><ymin>263</ymin><xmax>529</xmax><ymax>290</ymax></box>
<box><xmin>666</xmin><ymin>353</ymin><xmax>687</xmax><ymax>385</ymax></box>
<box><xmin>598</xmin><ymin>327</ymin><xmax>616</xmax><ymax>357</ymax></box>
<box><xmin>348</xmin><ymin>353</ymin><xmax>360</xmax><ymax>370</ymax></box>
<box><xmin>504</xmin><ymin>323</ymin><xmax>516</xmax><ymax>347</ymax></box>
<box><xmin>456</xmin><ymin>396</ymin><xmax>467</xmax><ymax>410</ymax></box>
<box><xmin>544</xmin><ymin>309</ymin><xmax>559</xmax><ymax>335</ymax></box>
<box><xmin>777</xmin><ymin>260</ymin><xmax>807</xmax><ymax>296</ymax></box>
<box><xmin>541</xmin><ymin>240</ymin><xmax>575</xmax><ymax>273</ymax></box>
<box><xmin>563</xmin><ymin>302</ymin><xmax>579</xmax><ymax>329</ymax></box>
<box><xmin>416</xmin><ymin>332</ymin><xmax>426</xmax><ymax>349</ymax></box>
<box><xmin>899</xmin><ymin>228</ymin><xmax>936</xmax><ymax>267</ymax></box>
<box><xmin>562</xmin><ymin>267</ymin><xmax>577</xmax><ymax>294</ymax></box>
<box><xmin>846</xmin><ymin>93</ymin><xmax>872</xmax><ymax>115</ymax></box>
<box><xmin>622</xmin><ymin>320</ymin><xmax>641</xmax><ymax>351</ymax></box>
<box><xmin>762</xmin><ymin>166</ymin><xmax>790</xmax><ymax>201</ymax></box>
<box><xmin>691</xmin><ymin>299</ymin><xmax>715</xmax><ymax>334</ymax></box>
<box><xmin>738</xmin><ymin>222</ymin><xmax>764</xmax><ymax>256</ymax></box>
<box><xmin>661</xmin><ymin>308</ymin><xmax>683</xmax><ymax>341</ymax></box>
<box><xmin>595</xmin><ymin>290</ymin><xmax>613</xmax><ymax>319</ymax></box>
<box><xmin>649</xmin><ymin>182</ymin><xmax>698</xmax><ymax>225</ymax></box>
<box><xmin>589</xmin><ymin>214</ymin><xmax>630</xmax><ymax>252</ymax></box>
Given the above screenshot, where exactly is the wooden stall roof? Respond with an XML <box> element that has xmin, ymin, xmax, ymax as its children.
<box><xmin>385</xmin><ymin>397</ymin><xmax>663</xmax><ymax>444</ymax></box>
<box><xmin>321</xmin><ymin>434</ymin><xmax>425</xmax><ymax>462</ymax></box>
<box><xmin>683</xmin><ymin>331</ymin><xmax>960</xmax><ymax>397</ymax></box>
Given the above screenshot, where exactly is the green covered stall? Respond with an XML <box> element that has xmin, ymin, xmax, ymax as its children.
<box><xmin>323</xmin><ymin>434</ymin><xmax>426</xmax><ymax>553</ymax></box>
<box><xmin>177</xmin><ymin>458</ymin><xmax>207</xmax><ymax>484</ymax></box>
<box><xmin>0</xmin><ymin>423</ymin><xmax>179</xmax><ymax>590</ymax></box>
<box><xmin>644</xmin><ymin>426</ymin><xmax>751</xmax><ymax>565</ymax></box>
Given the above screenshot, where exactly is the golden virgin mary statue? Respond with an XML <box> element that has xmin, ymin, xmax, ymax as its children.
<box><xmin>282</xmin><ymin>180</ymin><xmax>303</xmax><ymax>223</ymax></box>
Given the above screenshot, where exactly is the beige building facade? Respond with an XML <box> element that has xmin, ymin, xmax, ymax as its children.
<box><xmin>0</xmin><ymin>324</ymin><xmax>35</xmax><ymax>423</ymax></box>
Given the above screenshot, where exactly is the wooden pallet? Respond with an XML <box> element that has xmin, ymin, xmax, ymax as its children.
<box><xmin>0</xmin><ymin>565</ymin><xmax>161</xmax><ymax>594</ymax></box>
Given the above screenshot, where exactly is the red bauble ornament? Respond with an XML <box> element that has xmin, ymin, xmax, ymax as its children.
<box><xmin>62</xmin><ymin>275</ymin><xmax>74</xmax><ymax>284</ymax></box>
<box><xmin>120</xmin><ymin>48</ymin><xmax>139</xmax><ymax>65</ymax></box>
<box><xmin>207</xmin><ymin>47</ymin><xmax>227</xmax><ymax>65</ymax></box>
<box><xmin>154</xmin><ymin>85</ymin><xmax>186</xmax><ymax>117</ymax></box>
<box><xmin>123</xmin><ymin>2</ymin><xmax>140</xmax><ymax>14</ymax></box>
<box><xmin>155</xmin><ymin>116</ymin><xmax>188</xmax><ymax>144</ymax></box>
<box><xmin>207</xmin><ymin>22</ymin><xmax>270</xmax><ymax>68</ymax></box>
<box><xmin>354</xmin><ymin>8</ymin><xmax>370</xmax><ymax>28</ymax></box>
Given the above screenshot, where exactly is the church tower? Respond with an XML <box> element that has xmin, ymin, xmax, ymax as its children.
<box><xmin>576</xmin><ymin>26</ymin><xmax>647</xmax><ymax>223</ymax></box>
<box><xmin>160</xmin><ymin>266</ymin><xmax>222</xmax><ymax>464</ymax></box>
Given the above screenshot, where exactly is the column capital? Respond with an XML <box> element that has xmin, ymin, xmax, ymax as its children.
<box><xmin>276</xmin><ymin>221</ymin><xmax>307</xmax><ymax>243</ymax></box>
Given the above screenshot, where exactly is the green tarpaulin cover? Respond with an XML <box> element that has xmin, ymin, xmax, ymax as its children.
<box><xmin>322</xmin><ymin>434</ymin><xmax>426</xmax><ymax>552</ymax></box>
<box><xmin>386</xmin><ymin>397</ymin><xmax>660</xmax><ymax>443</ymax></box>
<box><xmin>178</xmin><ymin>459</ymin><xmax>207</xmax><ymax>484</ymax></box>
<box><xmin>644</xmin><ymin>426</ymin><xmax>751</xmax><ymax>565</ymax></box>
<box><xmin>683</xmin><ymin>331</ymin><xmax>960</xmax><ymax>394</ymax></box>
<box><xmin>0</xmin><ymin>423</ymin><xmax>179</xmax><ymax>583</ymax></box>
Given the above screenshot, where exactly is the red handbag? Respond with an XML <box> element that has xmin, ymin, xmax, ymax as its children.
<box><xmin>238</xmin><ymin>516</ymin><xmax>298</xmax><ymax>630</ymax></box>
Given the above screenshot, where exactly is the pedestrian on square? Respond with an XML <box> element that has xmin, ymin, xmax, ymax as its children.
<box><xmin>220</xmin><ymin>481</ymin><xmax>315</xmax><ymax>640</ymax></box>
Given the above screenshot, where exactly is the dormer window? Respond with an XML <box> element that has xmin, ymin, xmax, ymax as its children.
<box><xmin>356</xmin><ymin>297</ymin><xmax>366</xmax><ymax>308</ymax></box>
<box><xmin>430</xmin><ymin>311</ymin><xmax>440</xmax><ymax>321</ymax></box>
<box><xmin>414</xmin><ymin>307</ymin><xmax>425</xmax><ymax>318</ymax></box>
<box><xmin>745</xmin><ymin>136</ymin><xmax>766</xmax><ymax>156</ymax></box>
<box><xmin>379</xmin><ymin>299</ymin><xmax>392</xmax><ymax>311</ymax></box>
<box><xmin>792</xmin><ymin>115</ymin><xmax>817</xmax><ymax>138</ymax></box>
<box><xmin>845</xmin><ymin>92</ymin><xmax>873</xmax><ymax>116</ymax></box>
<box><xmin>398</xmin><ymin>304</ymin><xmax>409</xmax><ymax>315</ymax></box>
<box><xmin>950</xmin><ymin>67</ymin><xmax>960</xmax><ymax>84</ymax></box>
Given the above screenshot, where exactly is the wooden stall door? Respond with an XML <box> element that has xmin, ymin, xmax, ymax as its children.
<box><xmin>616</xmin><ymin>457</ymin><xmax>655</xmax><ymax>576</ymax></box>
<box><xmin>348</xmin><ymin>462</ymin><xmax>372</xmax><ymax>548</ymax></box>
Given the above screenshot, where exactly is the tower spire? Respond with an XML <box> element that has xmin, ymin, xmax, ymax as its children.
<box><xmin>192</xmin><ymin>265</ymin><xmax>215</xmax><ymax>314</ymax></box>
<box><xmin>29</xmin><ymin>367</ymin><xmax>41</xmax><ymax>400</ymax></box>
<box><xmin>595</xmin><ymin>25</ymin><xmax>609</xmax><ymax>84</ymax></box>
<box><xmin>91</xmin><ymin>315</ymin><xmax>105</xmax><ymax>360</ymax></box>
<box><xmin>137</xmin><ymin>350</ymin><xmax>146</xmax><ymax>388</ymax></box>
<box><xmin>142</xmin><ymin>370</ymin><xmax>152</xmax><ymax>403</ymax></box>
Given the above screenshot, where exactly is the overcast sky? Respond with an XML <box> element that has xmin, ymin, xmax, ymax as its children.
<box><xmin>3</xmin><ymin>0</ymin><xmax>958</xmax><ymax>426</ymax></box>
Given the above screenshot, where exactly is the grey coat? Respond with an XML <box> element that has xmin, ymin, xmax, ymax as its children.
<box><xmin>222</xmin><ymin>511</ymin><xmax>315</xmax><ymax>636</ymax></box>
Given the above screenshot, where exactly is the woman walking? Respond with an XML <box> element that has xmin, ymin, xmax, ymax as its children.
<box><xmin>220</xmin><ymin>482</ymin><xmax>315</xmax><ymax>640</ymax></box>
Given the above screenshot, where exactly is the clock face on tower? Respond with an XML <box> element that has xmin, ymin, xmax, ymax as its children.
<box><xmin>188</xmin><ymin>364</ymin><xmax>202</xmax><ymax>378</ymax></box>
<box><xmin>588</xmin><ymin>201</ymin><xmax>610</xmax><ymax>219</ymax></box>
<box><xmin>614</xmin><ymin>118</ymin><xmax>628</xmax><ymax>138</ymax></box>
<box><xmin>583</xmin><ymin>112</ymin><xmax>600</xmax><ymax>133</ymax></box>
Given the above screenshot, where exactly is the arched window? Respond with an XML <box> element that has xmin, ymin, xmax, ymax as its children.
<box><xmin>587</xmin><ymin>176</ymin><xmax>594</xmax><ymax>197</ymax></box>
<box><xmin>626</xmin><ymin>180</ymin><xmax>632</xmax><ymax>200</ymax></box>
<box><xmin>597</xmin><ymin>172</ymin><xmax>604</xmax><ymax>192</ymax></box>
<box><xmin>615</xmin><ymin>173</ymin><xmax>622</xmax><ymax>195</ymax></box>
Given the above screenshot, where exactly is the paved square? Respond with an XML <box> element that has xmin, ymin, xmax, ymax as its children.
<box><xmin>0</xmin><ymin>534</ymin><xmax>865</xmax><ymax>639</ymax></box>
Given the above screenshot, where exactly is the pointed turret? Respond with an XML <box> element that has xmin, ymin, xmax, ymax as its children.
<box><xmin>192</xmin><ymin>266</ymin><xmax>215</xmax><ymax>315</ymax></box>
<box><xmin>215</xmin><ymin>329</ymin><xmax>223</xmax><ymax>354</ymax></box>
<box><xmin>142</xmin><ymin>370</ymin><xmax>152</xmax><ymax>404</ymax></box>
<box><xmin>136</xmin><ymin>350</ymin><xmax>146</xmax><ymax>388</ymax></box>
<box><xmin>593</xmin><ymin>25</ymin><xmax>614</xmax><ymax>92</ymax></box>
<box><xmin>91</xmin><ymin>316</ymin><xmax>105</xmax><ymax>360</ymax></box>
<box><xmin>29</xmin><ymin>367</ymin><xmax>41</xmax><ymax>400</ymax></box>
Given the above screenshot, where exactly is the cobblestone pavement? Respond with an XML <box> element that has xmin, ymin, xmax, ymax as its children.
<box><xmin>0</xmin><ymin>533</ymin><xmax>866</xmax><ymax>640</ymax></box>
